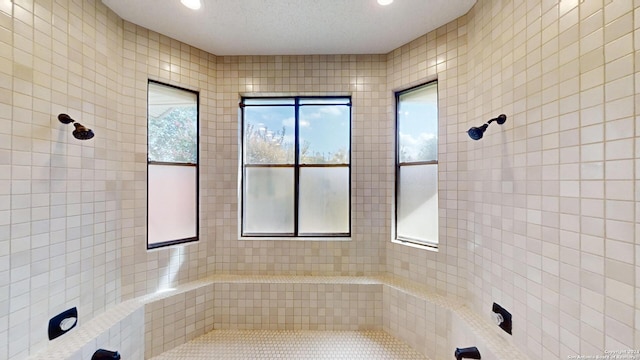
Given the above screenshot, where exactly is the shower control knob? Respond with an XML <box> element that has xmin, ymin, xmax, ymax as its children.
<box><xmin>491</xmin><ymin>302</ymin><xmax>512</xmax><ymax>334</ymax></box>
<box><xmin>491</xmin><ymin>312</ymin><xmax>504</xmax><ymax>325</ymax></box>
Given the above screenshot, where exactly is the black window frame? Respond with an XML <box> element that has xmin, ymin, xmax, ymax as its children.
<box><xmin>394</xmin><ymin>81</ymin><xmax>439</xmax><ymax>249</ymax></box>
<box><xmin>240</xmin><ymin>96</ymin><xmax>352</xmax><ymax>238</ymax></box>
<box><xmin>146</xmin><ymin>80</ymin><xmax>200</xmax><ymax>249</ymax></box>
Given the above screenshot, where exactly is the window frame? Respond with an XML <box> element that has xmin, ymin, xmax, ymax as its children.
<box><xmin>147</xmin><ymin>80</ymin><xmax>200</xmax><ymax>249</ymax></box>
<box><xmin>240</xmin><ymin>96</ymin><xmax>352</xmax><ymax>238</ymax></box>
<box><xmin>394</xmin><ymin>81</ymin><xmax>439</xmax><ymax>250</ymax></box>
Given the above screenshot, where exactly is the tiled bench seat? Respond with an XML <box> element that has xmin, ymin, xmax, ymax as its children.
<box><xmin>28</xmin><ymin>275</ymin><xmax>529</xmax><ymax>360</ymax></box>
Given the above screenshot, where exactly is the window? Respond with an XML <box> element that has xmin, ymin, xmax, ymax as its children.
<box><xmin>147</xmin><ymin>81</ymin><xmax>199</xmax><ymax>248</ymax></box>
<box><xmin>240</xmin><ymin>97</ymin><xmax>351</xmax><ymax>237</ymax></box>
<box><xmin>395</xmin><ymin>82</ymin><xmax>439</xmax><ymax>248</ymax></box>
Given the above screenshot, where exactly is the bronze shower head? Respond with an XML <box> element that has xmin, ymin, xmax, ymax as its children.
<box><xmin>58</xmin><ymin>114</ymin><xmax>94</xmax><ymax>140</ymax></box>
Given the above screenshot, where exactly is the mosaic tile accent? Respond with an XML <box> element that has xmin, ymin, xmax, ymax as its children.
<box><xmin>149</xmin><ymin>330</ymin><xmax>430</xmax><ymax>360</ymax></box>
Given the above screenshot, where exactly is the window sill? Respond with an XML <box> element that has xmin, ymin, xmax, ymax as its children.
<box><xmin>391</xmin><ymin>238</ymin><xmax>438</xmax><ymax>252</ymax></box>
<box><xmin>240</xmin><ymin>236</ymin><xmax>351</xmax><ymax>242</ymax></box>
<box><xmin>147</xmin><ymin>238</ymin><xmax>199</xmax><ymax>251</ymax></box>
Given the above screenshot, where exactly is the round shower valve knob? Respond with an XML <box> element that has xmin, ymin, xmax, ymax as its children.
<box><xmin>491</xmin><ymin>312</ymin><xmax>504</xmax><ymax>325</ymax></box>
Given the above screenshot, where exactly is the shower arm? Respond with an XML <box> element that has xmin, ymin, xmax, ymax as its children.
<box><xmin>486</xmin><ymin>114</ymin><xmax>507</xmax><ymax>126</ymax></box>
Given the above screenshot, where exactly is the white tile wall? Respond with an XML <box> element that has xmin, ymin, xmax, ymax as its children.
<box><xmin>460</xmin><ymin>0</ymin><xmax>637</xmax><ymax>357</ymax></box>
<box><xmin>2</xmin><ymin>0</ymin><xmax>122</xmax><ymax>358</ymax></box>
<box><xmin>387</xmin><ymin>0</ymin><xmax>640</xmax><ymax>357</ymax></box>
<box><xmin>208</xmin><ymin>54</ymin><xmax>388</xmax><ymax>277</ymax></box>
<box><xmin>3</xmin><ymin>0</ymin><xmax>640</xmax><ymax>358</ymax></box>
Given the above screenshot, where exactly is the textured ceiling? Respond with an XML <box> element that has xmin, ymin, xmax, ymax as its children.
<box><xmin>101</xmin><ymin>0</ymin><xmax>476</xmax><ymax>56</ymax></box>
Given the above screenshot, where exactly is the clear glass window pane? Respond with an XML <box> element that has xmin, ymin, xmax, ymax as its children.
<box><xmin>243</xmin><ymin>167</ymin><xmax>295</xmax><ymax>234</ymax></box>
<box><xmin>299</xmin><ymin>105</ymin><xmax>350</xmax><ymax>164</ymax></box>
<box><xmin>148</xmin><ymin>164</ymin><xmax>197</xmax><ymax>245</ymax></box>
<box><xmin>298</xmin><ymin>167</ymin><xmax>349</xmax><ymax>234</ymax></box>
<box><xmin>398</xmin><ymin>83</ymin><xmax>438</xmax><ymax>163</ymax></box>
<box><xmin>397</xmin><ymin>164</ymin><xmax>438</xmax><ymax>244</ymax></box>
<box><xmin>244</xmin><ymin>106</ymin><xmax>295</xmax><ymax>164</ymax></box>
<box><xmin>148</xmin><ymin>82</ymin><xmax>198</xmax><ymax>163</ymax></box>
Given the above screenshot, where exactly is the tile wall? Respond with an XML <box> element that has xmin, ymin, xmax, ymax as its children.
<box><xmin>121</xmin><ymin>32</ymin><xmax>390</xmax><ymax>296</ymax></box>
<box><xmin>144</xmin><ymin>285</ymin><xmax>215</xmax><ymax>358</ymax></box>
<box><xmin>3</xmin><ymin>0</ymin><xmax>640</xmax><ymax>359</ymax></box>
<box><xmin>144</xmin><ymin>281</ymin><xmax>382</xmax><ymax>358</ymax></box>
<box><xmin>462</xmin><ymin>0</ymin><xmax>638</xmax><ymax>358</ymax></box>
<box><xmin>119</xmin><ymin>22</ymin><xmax>213</xmax><ymax>299</ymax></box>
<box><xmin>210</xmin><ymin>282</ymin><xmax>381</xmax><ymax>331</ymax></box>
<box><xmin>209</xmin><ymin>54</ymin><xmax>389</xmax><ymax>276</ymax></box>
<box><xmin>29</xmin><ymin>304</ymin><xmax>144</xmax><ymax>360</ymax></box>
<box><xmin>385</xmin><ymin>16</ymin><xmax>469</xmax><ymax>299</ymax></box>
<box><xmin>386</xmin><ymin>0</ymin><xmax>640</xmax><ymax>358</ymax></box>
<box><xmin>1</xmin><ymin>0</ymin><xmax>123</xmax><ymax>358</ymax></box>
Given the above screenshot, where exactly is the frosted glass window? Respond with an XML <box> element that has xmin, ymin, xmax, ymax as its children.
<box><xmin>397</xmin><ymin>164</ymin><xmax>438</xmax><ymax>244</ymax></box>
<box><xmin>241</xmin><ymin>97</ymin><xmax>351</xmax><ymax>237</ymax></box>
<box><xmin>148</xmin><ymin>165</ymin><xmax>197</xmax><ymax>245</ymax></box>
<box><xmin>299</xmin><ymin>167</ymin><xmax>349</xmax><ymax>234</ymax></box>
<box><xmin>396</xmin><ymin>81</ymin><xmax>438</xmax><ymax>248</ymax></box>
<box><xmin>243</xmin><ymin>167</ymin><xmax>295</xmax><ymax>234</ymax></box>
<box><xmin>148</xmin><ymin>81</ymin><xmax>199</xmax><ymax>248</ymax></box>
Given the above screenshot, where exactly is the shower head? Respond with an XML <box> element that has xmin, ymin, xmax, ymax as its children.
<box><xmin>467</xmin><ymin>124</ymin><xmax>488</xmax><ymax>140</ymax></box>
<box><xmin>467</xmin><ymin>114</ymin><xmax>507</xmax><ymax>140</ymax></box>
<box><xmin>72</xmin><ymin>123</ymin><xmax>95</xmax><ymax>140</ymax></box>
<box><xmin>58</xmin><ymin>113</ymin><xmax>95</xmax><ymax>140</ymax></box>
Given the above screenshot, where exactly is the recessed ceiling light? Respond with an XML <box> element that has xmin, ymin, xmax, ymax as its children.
<box><xmin>377</xmin><ymin>0</ymin><xmax>393</xmax><ymax>5</ymax></box>
<box><xmin>181</xmin><ymin>0</ymin><xmax>201</xmax><ymax>10</ymax></box>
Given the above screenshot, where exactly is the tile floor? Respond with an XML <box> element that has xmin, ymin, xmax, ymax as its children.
<box><xmin>149</xmin><ymin>330</ymin><xmax>430</xmax><ymax>359</ymax></box>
